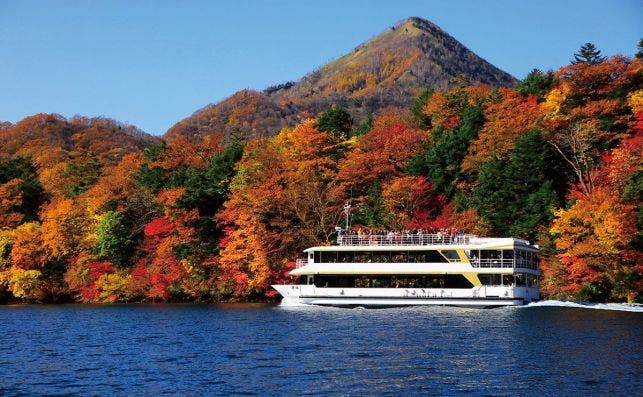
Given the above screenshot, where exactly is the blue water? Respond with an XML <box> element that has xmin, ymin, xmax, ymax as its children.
<box><xmin>0</xmin><ymin>303</ymin><xmax>641</xmax><ymax>396</ymax></box>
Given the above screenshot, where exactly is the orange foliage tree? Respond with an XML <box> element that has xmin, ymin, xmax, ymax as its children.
<box><xmin>542</xmin><ymin>57</ymin><xmax>641</xmax><ymax>195</ymax></box>
<box><xmin>217</xmin><ymin>120</ymin><xmax>341</xmax><ymax>299</ymax></box>
<box><xmin>10</xmin><ymin>222</ymin><xmax>49</xmax><ymax>270</ymax></box>
<box><xmin>462</xmin><ymin>89</ymin><xmax>543</xmax><ymax>172</ymax></box>
<box><xmin>0</xmin><ymin>179</ymin><xmax>24</xmax><ymax>229</ymax></box>
<box><xmin>549</xmin><ymin>188</ymin><xmax>640</xmax><ymax>302</ymax></box>
<box><xmin>333</xmin><ymin>112</ymin><xmax>428</xmax><ymax>208</ymax></box>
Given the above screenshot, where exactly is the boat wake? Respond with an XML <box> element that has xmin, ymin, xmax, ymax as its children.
<box><xmin>524</xmin><ymin>300</ymin><xmax>643</xmax><ymax>313</ymax></box>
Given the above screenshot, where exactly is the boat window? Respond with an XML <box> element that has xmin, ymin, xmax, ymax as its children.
<box><xmin>338</xmin><ymin>251</ymin><xmax>354</xmax><ymax>263</ymax></box>
<box><xmin>355</xmin><ymin>276</ymin><xmax>369</xmax><ymax>288</ymax></box>
<box><xmin>526</xmin><ymin>274</ymin><xmax>538</xmax><ymax>287</ymax></box>
<box><xmin>320</xmin><ymin>251</ymin><xmax>337</xmax><ymax>263</ymax></box>
<box><xmin>533</xmin><ymin>255</ymin><xmax>540</xmax><ymax>270</ymax></box>
<box><xmin>440</xmin><ymin>250</ymin><xmax>461</xmax><ymax>262</ymax></box>
<box><xmin>516</xmin><ymin>250</ymin><xmax>528</xmax><ymax>267</ymax></box>
<box><xmin>311</xmin><ymin>274</ymin><xmax>474</xmax><ymax>288</ymax></box>
<box><xmin>372</xmin><ymin>251</ymin><xmax>390</xmax><ymax>263</ymax></box>
<box><xmin>313</xmin><ymin>251</ymin><xmax>320</xmax><ymax>263</ymax></box>
<box><xmin>353</xmin><ymin>251</ymin><xmax>371</xmax><ymax>262</ymax></box>
<box><xmin>480</xmin><ymin>250</ymin><xmax>502</xmax><ymax>260</ymax></box>
<box><xmin>390</xmin><ymin>251</ymin><xmax>408</xmax><ymax>262</ymax></box>
<box><xmin>515</xmin><ymin>273</ymin><xmax>526</xmax><ymax>287</ymax></box>
<box><xmin>408</xmin><ymin>251</ymin><xmax>448</xmax><ymax>263</ymax></box>
<box><xmin>373</xmin><ymin>277</ymin><xmax>389</xmax><ymax>288</ymax></box>
<box><xmin>502</xmin><ymin>250</ymin><xmax>514</xmax><ymax>259</ymax></box>
<box><xmin>502</xmin><ymin>275</ymin><xmax>514</xmax><ymax>286</ymax></box>
<box><xmin>478</xmin><ymin>274</ymin><xmax>502</xmax><ymax>286</ymax></box>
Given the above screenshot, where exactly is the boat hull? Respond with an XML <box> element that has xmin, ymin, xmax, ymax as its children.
<box><xmin>273</xmin><ymin>285</ymin><xmax>537</xmax><ymax>308</ymax></box>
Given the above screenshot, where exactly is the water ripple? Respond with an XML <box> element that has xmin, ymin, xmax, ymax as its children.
<box><xmin>0</xmin><ymin>304</ymin><xmax>640</xmax><ymax>396</ymax></box>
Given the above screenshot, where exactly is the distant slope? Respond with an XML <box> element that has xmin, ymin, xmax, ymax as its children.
<box><xmin>0</xmin><ymin>113</ymin><xmax>158</xmax><ymax>167</ymax></box>
<box><xmin>165</xmin><ymin>17</ymin><xmax>517</xmax><ymax>141</ymax></box>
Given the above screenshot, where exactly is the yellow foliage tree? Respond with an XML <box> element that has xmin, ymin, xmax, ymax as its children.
<box><xmin>0</xmin><ymin>230</ymin><xmax>15</xmax><ymax>270</ymax></box>
<box><xmin>0</xmin><ymin>268</ymin><xmax>42</xmax><ymax>299</ymax></box>
<box><xmin>95</xmin><ymin>272</ymin><xmax>132</xmax><ymax>303</ymax></box>
<box><xmin>41</xmin><ymin>199</ymin><xmax>96</xmax><ymax>260</ymax></box>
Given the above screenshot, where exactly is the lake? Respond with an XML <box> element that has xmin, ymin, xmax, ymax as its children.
<box><xmin>0</xmin><ymin>302</ymin><xmax>641</xmax><ymax>396</ymax></box>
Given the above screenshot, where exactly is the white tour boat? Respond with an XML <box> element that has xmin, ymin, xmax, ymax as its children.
<box><xmin>272</xmin><ymin>230</ymin><xmax>540</xmax><ymax>308</ymax></box>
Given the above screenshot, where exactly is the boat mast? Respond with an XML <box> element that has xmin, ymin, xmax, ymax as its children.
<box><xmin>343</xmin><ymin>201</ymin><xmax>351</xmax><ymax>232</ymax></box>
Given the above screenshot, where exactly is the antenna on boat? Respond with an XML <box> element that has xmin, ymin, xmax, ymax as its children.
<box><xmin>343</xmin><ymin>201</ymin><xmax>351</xmax><ymax>232</ymax></box>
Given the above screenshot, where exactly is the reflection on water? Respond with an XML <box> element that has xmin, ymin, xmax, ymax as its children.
<box><xmin>0</xmin><ymin>304</ymin><xmax>640</xmax><ymax>396</ymax></box>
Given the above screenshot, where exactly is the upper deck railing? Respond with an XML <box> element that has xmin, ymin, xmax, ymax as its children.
<box><xmin>337</xmin><ymin>233</ymin><xmax>475</xmax><ymax>246</ymax></box>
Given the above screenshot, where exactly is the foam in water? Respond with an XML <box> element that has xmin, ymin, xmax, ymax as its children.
<box><xmin>525</xmin><ymin>300</ymin><xmax>643</xmax><ymax>313</ymax></box>
<box><xmin>278</xmin><ymin>299</ymin><xmax>643</xmax><ymax>313</ymax></box>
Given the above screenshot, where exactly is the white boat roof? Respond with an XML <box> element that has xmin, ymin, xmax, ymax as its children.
<box><xmin>304</xmin><ymin>237</ymin><xmax>538</xmax><ymax>253</ymax></box>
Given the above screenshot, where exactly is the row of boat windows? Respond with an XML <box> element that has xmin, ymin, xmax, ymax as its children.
<box><xmin>479</xmin><ymin>274</ymin><xmax>538</xmax><ymax>287</ymax></box>
<box><xmin>311</xmin><ymin>249</ymin><xmax>539</xmax><ymax>268</ymax></box>
<box><xmin>467</xmin><ymin>249</ymin><xmax>539</xmax><ymax>270</ymax></box>
<box><xmin>313</xmin><ymin>250</ymin><xmax>450</xmax><ymax>264</ymax></box>
<box><xmin>302</xmin><ymin>275</ymin><xmax>474</xmax><ymax>289</ymax></box>
<box><xmin>298</xmin><ymin>274</ymin><xmax>539</xmax><ymax>289</ymax></box>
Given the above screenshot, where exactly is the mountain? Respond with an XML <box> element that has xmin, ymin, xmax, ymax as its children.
<box><xmin>0</xmin><ymin>114</ymin><xmax>158</xmax><ymax>167</ymax></box>
<box><xmin>166</xmin><ymin>17</ymin><xmax>517</xmax><ymax>141</ymax></box>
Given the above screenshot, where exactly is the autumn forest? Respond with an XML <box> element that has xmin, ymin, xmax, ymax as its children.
<box><xmin>1</xmin><ymin>35</ymin><xmax>642</xmax><ymax>304</ymax></box>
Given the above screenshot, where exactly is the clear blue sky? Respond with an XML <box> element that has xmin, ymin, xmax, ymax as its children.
<box><xmin>1</xmin><ymin>0</ymin><xmax>641</xmax><ymax>135</ymax></box>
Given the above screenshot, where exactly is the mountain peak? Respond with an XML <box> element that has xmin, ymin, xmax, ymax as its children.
<box><xmin>272</xmin><ymin>16</ymin><xmax>516</xmax><ymax>108</ymax></box>
<box><xmin>165</xmin><ymin>17</ymin><xmax>517</xmax><ymax>141</ymax></box>
<box><xmin>395</xmin><ymin>16</ymin><xmax>442</xmax><ymax>32</ymax></box>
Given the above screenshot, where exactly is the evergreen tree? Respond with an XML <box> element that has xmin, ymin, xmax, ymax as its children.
<box><xmin>517</xmin><ymin>69</ymin><xmax>556</xmax><ymax>101</ymax></box>
<box><xmin>135</xmin><ymin>163</ymin><xmax>164</xmax><ymax>191</ymax></box>
<box><xmin>351</xmin><ymin>114</ymin><xmax>374</xmax><ymax>137</ymax></box>
<box><xmin>572</xmin><ymin>42</ymin><xmax>607</xmax><ymax>65</ymax></box>
<box><xmin>470</xmin><ymin>154</ymin><xmax>510</xmax><ymax>232</ymax></box>
<box><xmin>504</xmin><ymin>131</ymin><xmax>557</xmax><ymax>238</ymax></box>
<box><xmin>178</xmin><ymin>133</ymin><xmax>245</xmax><ymax>216</ymax></box>
<box><xmin>407</xmin><ymin>103</ymin><xmax>484</xmax><ymax>197</ymax></box>
<box><xmin>637</xmin><ymin>39</ymin><xmax>643</xmax><ymax>60</ymax></box>
<box><xmin>64</xmin><ymin>154</ymin><xmax>102</xmax><ymax>197</ymax></box>
<box><xmin>315</xmin><ymin>106</ymin><xmax>353</xmax><ymax>140</ymax></box>
<box><xmin>352</xmin><ymin>181</ymin><xmax>388</xmax><ymax>227</ymax></box>
<box><xmin>410</xmin><ymin>89</ymin><xmax>434</xmax><ymax>129</ymax></box>
<box><xmin>471</xmin><ymin>130</ymin><xmax>556</xmax><ymax>240</ymax></box>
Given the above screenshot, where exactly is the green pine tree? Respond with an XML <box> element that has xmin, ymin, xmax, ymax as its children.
<box><xmin>407</xmin><ymin>103</ymin><xmax>485</xmax><ymax>197</ymax></box>
<box><xmin>352</xmin><ymin>181</ymin><xmax>389</xmax><ymax>227</ymax></box>
<box><xmin>315</xmin><ymin>106</ymin><xmax>353</xmax><ymax>140</ymax></box>
<box><xmin>517</xmin><ymin>69</ymin><xmax>556</xmax><ymax>101</ymax></box>
<box><xmin>410</xmin><ymin>88</ymin><xmax>434</xmax><ymax>129</ymax></box>
<box><xmin>572</xmin><ymin>42</ymin><xmax>607</xmax><ymax>65</ymax></box>
<box><xmin>471</xmin><ymin>130</ymin><xmax>556</xmax><ymax>240</ymax></box>
<box><xmin>471</xmin><ymin>154</ymin><xmax>511</xmax><ymax>233</ymax></box>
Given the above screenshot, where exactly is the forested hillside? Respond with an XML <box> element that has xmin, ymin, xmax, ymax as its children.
<box><xmin>165</xmin><ymin>17</ymin><xmax>516</xmax><ymax>142</ymax></box>
<box><xmin>1</xmin><ymin>39</ymin><xmax>641</xmax><ymax>304</ymax></box>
